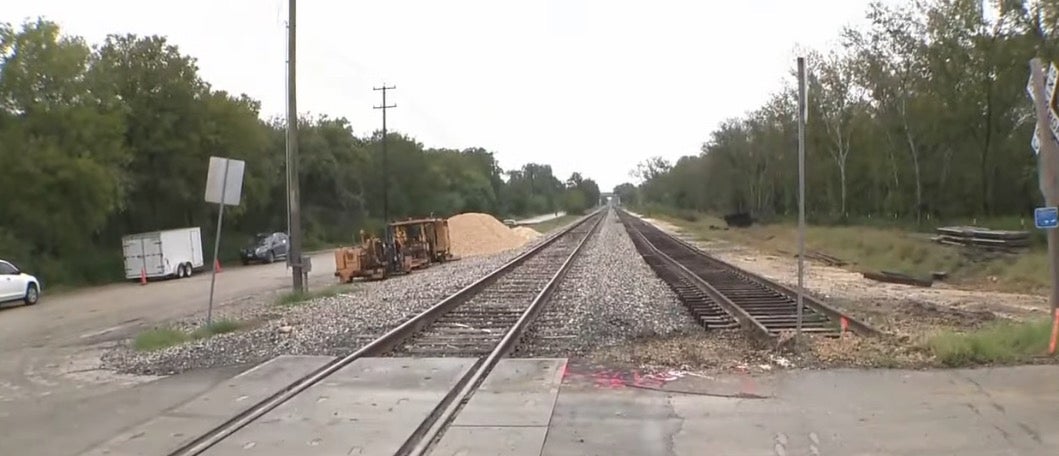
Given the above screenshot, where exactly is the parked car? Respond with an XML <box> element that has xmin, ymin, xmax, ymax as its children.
<box><xmin>0</xmin><ymin>259</ymin><xmax>40</xmax><ymax>306</ymax></box>
<box><xmin>503</xmin><ymin>219</ymin><xmax>518</xmax><ymax>227</ymax></box>
<box><xmin>240</xmin><ymin>232</ymin><xmax>289</xmax><ymax>265</ymax></box>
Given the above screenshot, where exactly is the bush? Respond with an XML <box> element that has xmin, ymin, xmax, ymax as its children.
<box><xmin>928</xmin><ymin>319</ymin><xmax>1053</xmax><ymax>367</ymax></box>
<box><xmin>562</xmin><ymin>189</ymin><xmax>588</xmax><ymax>215</ymax></box>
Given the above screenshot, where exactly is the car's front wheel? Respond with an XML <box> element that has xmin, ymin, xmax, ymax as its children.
<box><xmin>24</xmin><ymin>284</ymin><xmax>39</xmax><ymax>305</ymax></box>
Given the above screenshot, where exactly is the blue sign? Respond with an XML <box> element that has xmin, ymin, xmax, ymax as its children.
<box><xmin>1035</xmin><ymin>207</ymin><xmax>1059</xmax><ymax>229</ymax></box>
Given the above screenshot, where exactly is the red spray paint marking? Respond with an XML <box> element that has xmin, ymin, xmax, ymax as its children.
<box><xmin>840</xmin><ymin>316</ymin><xmax>849</xmax><ymax>334</ymax></box>
<box><xmin>563</xmin><ymin>366</ymin><xmax>683</xmax><ymax>390</ymax></box>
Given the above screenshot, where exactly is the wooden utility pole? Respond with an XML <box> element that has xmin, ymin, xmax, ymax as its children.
<box><xmin>287</xmin><ymin>0</ymin><xmax>305</xmax><ymax>292</ymax></box>
<box><xmin>373</xmin><ymin>85</ymin><xmax>396</xmax><ymax>227</ymax></box>
<box><xmin>1030</xmin><ymin>58</ymin><xmax>1059</xmax><ymax>315</ymax></box>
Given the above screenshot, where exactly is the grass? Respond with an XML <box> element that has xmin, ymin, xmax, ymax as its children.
<box><xmin>132</xmin><ymin>318</ymin><xmax>245</xmax><ymax>352</ymax></box>
<box><xmin>273</xmin><ymin>284</ymin><xmax>347</xmax><ymax>307</ymax></box>
<box><xmin>526</xmin><ymin>214</ymin><xmax>581</xmax><ymax>234</ymax></box>
<box><xmin>927</xmin><ymin>319</ymin><xmax>1054</xmax><ymax>367</ymax></box>
<box><xmin>132</xmin><ymin>328</ymin><xmax>188</xmax><ymax>351</ymax></box>
<box><xmin>650</xmin><ymin>211</ymin><xmax>1051</xmax><ymax>294</ymax></box>
<box><xmin>132</xmin><ymin>285</ymin><xmax>350</xmax><ymax>352</ymax></box>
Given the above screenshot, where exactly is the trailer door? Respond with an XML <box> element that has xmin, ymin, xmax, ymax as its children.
<box><xmin>123</xmin><ymin>235</ymin><xmax>165</xmax><ymax>278</ymax></box>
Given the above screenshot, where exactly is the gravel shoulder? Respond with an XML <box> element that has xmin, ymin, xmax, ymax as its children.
<box><xmin>103</xmin><ymin>247</ymin><xmax>533</xmax><ymax>375</ymax></box>
<box><xmin>109</xmin><ymin>208</ymin><xmax>1007</xmax><ymax>377</ymax></box>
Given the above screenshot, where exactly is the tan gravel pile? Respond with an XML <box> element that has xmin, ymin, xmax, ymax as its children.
<box><xmin>447</xmin><ymin>213</ymin><xmax>528</xmax><ymax>257</ymax></box>
<box><xmin>512</xmin><ymin>226</ymin><xmax>541</xmax><ymax>241</ymax></box>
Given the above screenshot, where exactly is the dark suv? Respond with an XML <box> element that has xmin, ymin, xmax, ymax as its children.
<box><xmin>240</xmin><ymin>232</ymin><xmax>289</xmax><ymax>265</ymax></box>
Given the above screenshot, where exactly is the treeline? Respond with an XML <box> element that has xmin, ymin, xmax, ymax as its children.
<box><xmin>0</xmin><ymin>19</ymin><xmax>599</xmax><ymax>286</ymax></box>
<box><xmin>623</xmin><ymin>0</ymin><xmax>1058</xmax><ymax>225</ymax></box>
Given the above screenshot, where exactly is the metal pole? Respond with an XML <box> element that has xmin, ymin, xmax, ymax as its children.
<box><xmin>287</xmin><ymin>0</ymin><xmax>305</xmax><ymax>292</ymax></box>
<box><xmin>796</xmin><ymin>57</ymin><xmax>807</xmax><ymax>335</ymax></box>
<box><xmin>382</xmin><ymin>89</ymin><xmax>388</xmax><ymax>227</ymax></box>
<box><xmin>206</xmin><ymin>159</ymin><xmax>230</xmax><ymax>326</ymax></box>
<box><xmin>1030</xmin><ymin>58</ymin><xmax>1059</xmax><ymax>316</ymax></box>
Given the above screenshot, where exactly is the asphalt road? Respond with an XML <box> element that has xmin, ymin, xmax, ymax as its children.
<box><xmin>0</xmin><ymin>250</ymin><xmax>337</xmax><ymax>456</ymax></box>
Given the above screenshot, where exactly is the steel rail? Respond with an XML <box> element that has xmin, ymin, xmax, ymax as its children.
<box><xmin>618</xmin><ymin>209</ymin><xmax>879</xmax><ymax>338</ymax></box>
<box><xmin>166</xmin><ymin>209</ymin><xmax>605</xmax><ymax>456</ymax></box>
<box><xmin>402</xmin><ymin>209</ymin><xmax>605</xmax><ymax>456</ymax></box>
<box><xmin>620</xmin><ymin>212</ymin><xmax>770</xmax><ymax>338</ymax></box>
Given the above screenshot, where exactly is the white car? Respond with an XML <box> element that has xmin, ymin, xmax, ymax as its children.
<box><xmin>0</xmin><ymin>259</ymin><xmax>40</xmax><ymax>306</ymax></box>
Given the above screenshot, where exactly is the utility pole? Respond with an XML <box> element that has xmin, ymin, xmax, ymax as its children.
<box><xmin>284</xmin><ymin>20</ymin><xmax>291</xmax><ymax>260</ymax></box>
<box><xmin>373</xmin><ymin>85</ymin><xmax>396</xmax><ymax>228</ymax></box>
<box><xmin>287</xmin><ymin>0</ymin><xmax>305</xmax><ymax>292</ymax></box>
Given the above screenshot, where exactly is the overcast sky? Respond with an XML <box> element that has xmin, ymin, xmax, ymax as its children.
<box><xmin>6</xmin><ymin>0</ymin><xmax>897</xmax><ymax>190</ymax></box>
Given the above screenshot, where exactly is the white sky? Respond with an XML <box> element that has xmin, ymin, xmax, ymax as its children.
<box><xmin>5</xmin><ymin>0</ymin><xmax>899</xmax><ymax>190</ymax></box>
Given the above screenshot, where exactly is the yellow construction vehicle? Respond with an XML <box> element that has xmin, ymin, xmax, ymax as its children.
<box><xmin>334</xmin><ymin>217</ymin><xmax>454</xmax><ymax>283</ymax></box>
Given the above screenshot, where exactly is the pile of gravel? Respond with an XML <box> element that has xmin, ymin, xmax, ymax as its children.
<box><xmin>517</xmin><ymin>210</ymin><xmax>698</xmax><ymax>357</ymax></box>
<box><xmin>103</xmin><ymin>247</ymin><xmax>534</xmax><ymax>375</ymax></box>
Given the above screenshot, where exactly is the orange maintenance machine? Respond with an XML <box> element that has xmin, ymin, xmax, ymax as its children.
<box><xmin>334</xmin><ymin>217</ymin><xmax>455</xmax><ymax>283</ymax></box>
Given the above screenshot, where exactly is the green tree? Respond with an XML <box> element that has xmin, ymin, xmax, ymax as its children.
<box><xmin>635</xmin><ymin>0</ymin><xmax>1049</xmax><ymax>226</ymax></box>
<box><xmin>0</xmin><ymin>20</ymin><xmax>128</xmax><ymax>273</ymax></box>
<box><xmin>0</xmin><ymin>17</ymin><xmax>605</xmax><ymax>287</ymax></box>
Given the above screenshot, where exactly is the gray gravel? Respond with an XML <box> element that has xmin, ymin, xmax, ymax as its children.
<box><xmin>517</xmin><ymin>210</ymin><xmax>698</xmax><ymax>357</ymax></box>
<box><xmin>101</xmin><ymin>211</ymin><xmax>698</xmax><ymax>375</ymax></box>
<box><xmin>102</xmin><ymin>246</ymin><xmax>535</xmax><ymax>375</ymax></box>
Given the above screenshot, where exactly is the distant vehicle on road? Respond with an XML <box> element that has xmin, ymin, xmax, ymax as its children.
<box><xmin>0</xmin><ymin>259</ymin><xmax>40</xmax><ymax>305</ymax></box>
<box><xmin>122</xmin><ymin>227</ymin><xmax>204</xmax><ymax>281</ymax></box>
<box><xmin>503</xmin><ymin>219</ymin><xmax>517</xmax><ymax>226</ymax></box>
<box><xmin>240</xmin><ymin>232</ymin><xmax>289</xmax><ymax>265</ymax></box>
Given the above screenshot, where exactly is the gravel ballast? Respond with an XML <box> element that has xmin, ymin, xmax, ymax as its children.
<box><xmin>103</xmin><ymin>247</ymin><xmax>531</xmax><ymax>375</ymax></box>
<box><xmin>517</xmin><ymin>210</ymin><xmax>700</xmax><ymax>357</ymax></box>
<box><xmin>104</xmin><ymin>210</ymin><xmax>762</xmax><ymax>376</ymax></box>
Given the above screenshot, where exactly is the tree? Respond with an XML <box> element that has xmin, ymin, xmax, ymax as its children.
<box><xmin>0</xmin><ymin>20</ymin><xmax>128</xmax><ymax>264</ymax></box>
<box><xmin>0</xmin><ymin>18</ymin><xmax>605</xmax><ymax>286</ymax></box>
<box><xmin>613</xmin><ymin>183</ymin><xmax>638</xmax><ymax>206</ymax></box>
<box><xmin>562</xmin><ymin>188</ymin><xmax>589</xmax><ymax>215</ymax></box>
<box><xmin>810</xmin><ymin>49</ymin><xmax>862</xmax><ymax>217</ymax></box>
<box><xmin>633</xmin><ymin>0</ymin><xmax>1048</xmax><ymax>226</ymax></box>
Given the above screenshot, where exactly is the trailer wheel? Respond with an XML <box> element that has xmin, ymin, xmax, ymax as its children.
<box><xmin>175</xmin><ymin>264</ymin><xmax>186</xmax><ymax>278</ymax></box>
<box><xmin>184</xmin><ymin>263</ymin><xmax>193</xmax><ymax>278</ymax></box>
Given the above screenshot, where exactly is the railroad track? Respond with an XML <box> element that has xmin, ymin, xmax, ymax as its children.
<box><xmin>393</xmin><ymin>219</ymin><xmax>598</xmax><ymax>357</ymax></box>
<box><xmin>618</xmin><ymin>210</ymin><xmax>877</xmax><ymax>339</ymax></box>
<box><xmin>166</xmin><ymin>209</ymin><xmax>606</xmax><ymax>456</ymax></box>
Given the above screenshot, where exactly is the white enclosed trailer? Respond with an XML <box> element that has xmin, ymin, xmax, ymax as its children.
<box><xmin>122</xmin><ymin>227</ymin><xmax>204</xmax><ymax>280</ymax></box>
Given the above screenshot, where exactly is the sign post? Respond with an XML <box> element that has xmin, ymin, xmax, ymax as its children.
<box><xmin>796</xmin><ymin>57</ymin><xmax>808</xmax><ymax>336</ymax></box>
<box><xmin>1028</xmin><ymin>59</ymin><xmax>1059</xmax><ymax>347</ymax></box>
<box><xmin>204</xmin><ymin>156</ymin><xmax>245</xmax><ymax>326</ymax></box>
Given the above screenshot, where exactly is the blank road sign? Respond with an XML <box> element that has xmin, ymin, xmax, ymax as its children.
<box><xmin>204</xmin><ymin>156</ymin><xmax>245</xmax><ymax>206</ymax></box>
<box><xmin>1036</xmin><ymin>207</ymin><xmax>1058</xmax><ymax>229</ymax></box>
